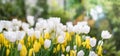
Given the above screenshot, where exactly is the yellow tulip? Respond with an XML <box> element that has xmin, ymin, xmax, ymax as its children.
<box><xmin>0</xmin><ymin>33</ymin><xmax>4</xmax><ymax>44</ymax></box>
<box><xmin>70</xmin><ymin>50</ymin><xmax>76</xmax><ymax>56</ymax></box>
<box><xmin>65</xmin><ymin>32</ymin><xmax>71</xmax><ymax>42</ymax></box>
<box><xmin>28</xmin><ymin>48</ymin><xmax>34</xmax><ymax>56</ymax></box>
<box><xmin>6</xmin><ymin>48</ymin><xmax>10</xmax><ymax>56</ymax></box>
<box><xmin>82</xmin><ymin>42</ymin><xmax>86</xmax><ymax>47</ymax></box>
<box><xmin>33</xmin><ymin>41</ymin><xmax>41</xmax><ymax>53</ymax></box>
<box><xmin>75</xmin><ymin>34</ymin><xmax>81</xmax><ymax>47</ymax></box>
<box><xmin>57</xmin><ymin>44</ymin><xmax>60</xmax><ymax>51</ymax></box>
<box><xmin>70</xmin><ymin>50</ymin><xmax>73</xmax><ymax>56</ymax></box>
<box><xmin>20</xmin><ymin>45</ymin><xmax>27</xmax><ymax>56</ymax></box>
<box><xmin>31</xmin><ymin>35</ymin><xmax>36</xmax><ymax>43</ymax></box>
<box><xmin>66</xmin><ymin>53</ymin><xmax>69</xmax><ymax>56</ymax></box>
<box><xmin>70</xmin><ymin>32</ymin><xmax>74</xmax><ymax>36</ymax></box>
<box><xmin>20</xmin><ymin>39</ymin><xmax>24</xmax><ymax>45</ymax></box>
<box><xmin>62</xmin><ymin>40</ymin><xmax>67</xmax><ymax>47</ymax></box>
<box><xmin>39</xmin><ymin>36</ymin><xmax>44</xmax><ymax>45</ymax></box>
<box><xmin>4</xmin><ymin>39</ymin><xmax>9</xmax><ymax>48</ymax></box>
<box><xmin>44</xmin><ymin>33</ymin><xmax>50</xmax><ymax>39</ymax></box>
<box><xmin>85</xmin><ymin>38</ymin><xmax>91</xmax><ymax>49</ymax></box>
<box><xmin>27</xmin><ymin>36</ymin><xmax>31</xmax><ymax>42</ymax></box>
<box><xmin>97</xmin><ymin>46</ymin><xmax>103</xmax><ymax>56</ymax></box>
<box><xmin>61</xmin><ymin>44</ymin><xmax>65</xmax><ymax>52</ymax></box>
<box><xmin>53</xmin><ymin>47</ymin><xmax>56</xmax><ymax>53</ymax></box>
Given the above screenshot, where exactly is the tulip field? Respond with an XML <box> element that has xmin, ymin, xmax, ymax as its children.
<box><xmin>0</xmin><ymin>16</ymin><xmax>112</xmax><ymax>56</ymax></box>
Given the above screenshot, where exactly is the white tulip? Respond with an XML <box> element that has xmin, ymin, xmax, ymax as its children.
<box><xmin>16</xmin><ymin>31</ymin><xmax>26</xmax><ymax>40</ymax></box>
<box><xmin>90</xmin><ymin>38</ymin><xmax>97</xmax><ymax>47</ymax></box>
<box><xmin>66</xmin><ymin>22</ymin><xmax>74</xmax><ymax>32</ymax></box>
<box><xmin>74</xmin><ymin>21</ymin><xmax>90</xmax><ymax>34</ymax></box>
<box><xmin>3</xmin><ymin>21</ymin><xmax>13</xmax><ymax>31</ymax></box>
<box><xmin>73</xmin><ymin>25</ymin><xmax>80</xmax><ymax>34</ymax></box>
<box><xmin>48</xmin><ymin>17</ymin><xmax>60</xmax><ymax>24</ymax></box>
<box><xmin>66</xmin><ymin>46</ymin><xmax>70</xmax><ymax>52</ymax></box>
<box><xmin>73</xmin><ymin>45</ymin><xmax>77</xmax><ymax>50</ymax></box>
<box><xmin>12</xmin><ymin>19</ymin><xmax>22</xmax><ymax>31</ymax></box>
<box><xmin>22</xmin><ymin>22</ymin><xmax>29</xmax><ymax>31</ymax></box>
<box><xmin>61</xmin><ymin>54</ymin><xmax>65</xmax><ymax>56</ymax></box>
<box><xmin>3</xmin><ymin>31</ymin><xmax>17</xmax><ymax>42</ymax></box>
<box><xmin>101</xmin><ymin>30</ymin><xmax>112</xmax><ymax>39</ymax></box>
<box><xmin>77</xmin><ymin>50</ymin><xmax>85</xmax><ymax>56</ymax></box>
<box><xmin>27</xmin><ymin>16</ymin><xmax>34</xmax><ymax>26</ymax></box>
<box><xmin>89</xmin><ymin>51</ymin><xmax>98</xmax><ymax>56</ymax></box>
<box><xmin>44</xmin><ymin>39</ymin><xmax>51</xmax><ymax>48</ymax></box>
<box><xmin>82</xmin><ymin>25</ymin><xmax>90</xmax><ymax>34</ymax></box>
<box><xmin>57</xmin><ymin>35</ymin><xmax>65</xmax><ymax>44</ymax></box>
<box><xmin>18</xmin><ymin>43</ymin><xmax>22</xmax><ymax>51</ymax></box>
<box><xmin>27</xmin><ymin>28</ymin><xmax>34</xmax><ymax>37</ymax></box>
<box><xmin>36</xmin><ymin>19</ymin><xmax>47</xmax><ymax>30</ymax></box>
<box><xmin>35</xmin><ymin>31</ymin><xmax>41</xmax><ymax>39</ymax></box>
<box><xmin>12</xmin><ymin>19</ymin><xmax>22</xmax><ymax>27</ymax></box>
<box><xmin>47</xmin><ymin>20</ymin><xmax>55</xmax><ymax>31</ymax></box>
<box><xmin>0</xmin><ymin>22</ymin><xmax>3</xmax><ymax>32</ymax></box>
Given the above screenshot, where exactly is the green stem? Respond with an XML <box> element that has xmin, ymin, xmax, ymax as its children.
<box><xmin>2</xmin><ymin>46</ymin><xmax>5</xmax><ymax>56</ymax></box>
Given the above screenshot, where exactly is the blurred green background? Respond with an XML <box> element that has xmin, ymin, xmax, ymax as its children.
<box><xmin>0</xmin><ymin>0</ymin><xmax>120</xmax><ymax>56</ymax></box>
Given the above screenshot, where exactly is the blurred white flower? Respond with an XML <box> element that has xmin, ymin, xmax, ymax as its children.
<box><xmin>12</xmin><ymin>19</ymin><xmax>22</xmax><ymax>27</ymax></box>
<box><xmin>66</xmin><ymin>46</ymin><xmax>70</xmax><ymax>52</ymax></box>
<box><xmin>27</xmin><ymin>28</ymin><xmax>34</xmax><ymax>37</ymax></box>
<box><xmin>85</xmin><ymin>36</ymin><xmax>90</xmax><ymax>39</ymax></box>
<box><xmin>56</xmin><ymin>28</ymin><xmax>65</xmax><ymax>36</ymax></box>
<box><xmin>48</xmin><ymin>17</ymin><xmax>60</xmax><ymax>24</ymax></box>
<box><xmin>89</xmin><ymin>51</ymin><xmax>98</xmax><ymax>56</ymax></box>
<box><xmin>0</xmin><ymin>22</ymin><xmax>3</xmax><ymax>32</ymax></box>
<box><xmin>44</xmin><ymin>39</ymin><xmax>51</xmax><ymax>48</ymax></box>
<box><xmin>61</xmin><ymin>54</ymin><xmax>65</xmax><ymax>56</ymax></box>
<box><xmin>90</xmin><ymin>38</ymin><xmax>97</xmax><ymax>47</ymax></box>
<box><xmin>77</xmin><ymin>50</ymin><xmax>85</xmax><ymax>56</ymax></box>
<box><xmin>83</xmin><ymin>25</ymin><xmax>90</xmax><ymax>34</ymax></box>
<box><xmin>3</xmin><ymin>31</ymin><xmax>17</xmax><ymax>42</ymax></box>
<box><xmin>101</xmin><ymin>30</ymin><xmax>112</xmax><ymax>39</ymax></box>
<box><xmin>57</xmin><ymin>35</ymin><xmax>65</xmax><ymax>44</ymax></box>
<box><xmin>27</xmin><ymin>16</ymin><xmax>34</xmax><ymax>26</ymax></box>
<box><xmin>3</xmin><ymin>21</ymin><xmax>13</xmax><ymax>31</ymax></box>
<box><xmin>73</xmin><ymin>45</ymin><xmax>77</xmax><ymax>50</ymax></box>
<box><xmin>47</xmin><ymin>20</ymin><xmax>55</xmax><ymax>31</ymax></box>
<box><xmin>22</xmin><ymin>22</ymin><xmax>29</xmax><ymax>31</ymax></box>
<box><xmin>74</xmin><ymin>21</ymin><xmax>90</xmax><ymax>34</ymax></box>
<box><xmin>35</xmin><ymin>31</ymin><xmax>41</xmax><ymax>39</ymax></box>
<box><xmin>66</xmin><ymin>22</ymin><xmax>74</xmax><ymax>32</ymax></box>
<box><xmin>12</xmin><ymin>19</ymin><xmax>22</xmax><ymax>31</ymax></box>
<box><xmin>95</xmin><ymin>6</ymin><xmax>103</xmax><ymax>14</ymax></box>
<box><xmin>16</xmin><ymin>31</ymin><xmax>26</xmax><ymax>40</ymax></box>
<box><xmin>90</xmin><ymin>8</ymin><xmax>98</xmax><ymax>21</ymax></box>
<box><xmin>36</xmin><ymin>19</ymin><xmax>47</xmax><ymax>30</ymax></box>
<box><xmin>18</xmin><ymin>43</ymin><xmax>22</xmax><ymax>51</ymax></box>
<box><xmin>58</xmin><ymin>23</ymin><xmax>66</xmax><ymax>31</ymax></box>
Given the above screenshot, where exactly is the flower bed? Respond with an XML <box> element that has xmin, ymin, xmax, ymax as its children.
<box><xmin>0</xmin><ymin>16</ymin><xmax>111</xmax><ymax>56</ymax></box>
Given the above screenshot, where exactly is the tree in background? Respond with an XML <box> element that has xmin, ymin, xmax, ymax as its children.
<box><xmin>0</xmin><ymin>0</ymin><xmax>26</xmax><ymax>20</ymax></box>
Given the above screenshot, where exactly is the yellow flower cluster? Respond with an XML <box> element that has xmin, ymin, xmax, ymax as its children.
<box><xmin>0</xmin><ymin>30</ymin><xmax>107</xmax><ymax>56</ymax></box>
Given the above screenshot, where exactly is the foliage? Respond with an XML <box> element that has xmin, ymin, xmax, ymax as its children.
<box><xmin>0</xmin><ymin>0</ymin><xmax>26</xmax><ymax>20</ymax></box>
